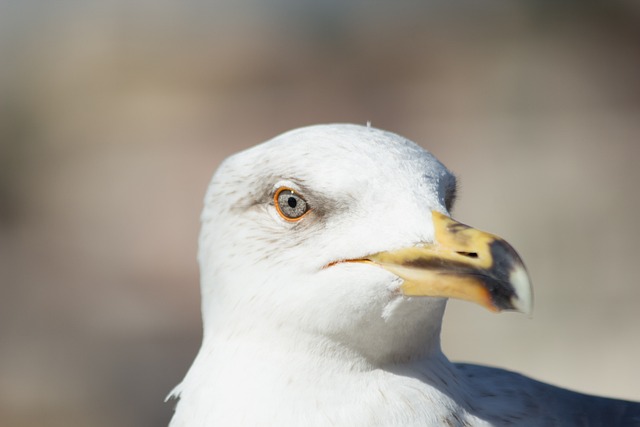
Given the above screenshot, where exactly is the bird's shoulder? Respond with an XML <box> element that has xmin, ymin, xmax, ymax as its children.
<box><xmin>454</xmin><ymin>363</ymin><xmax>640</xmax><ymax>427</ymax></box>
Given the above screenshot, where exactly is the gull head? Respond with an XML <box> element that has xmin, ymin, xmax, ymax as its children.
<box><xmin>197</xmin><ymin>124</ymin><xmax>532</xmax><ymax>363</ymax></box>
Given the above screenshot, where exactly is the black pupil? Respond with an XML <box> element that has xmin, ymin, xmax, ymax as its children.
<box><xmin>287</xmin><ymin>197</ymin><xmax>297</xmax><ymax>209</ymax></box>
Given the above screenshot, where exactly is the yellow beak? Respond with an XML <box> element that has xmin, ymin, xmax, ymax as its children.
<box><xmin>365</xmin><ymin>211</ymin><xmax>533</xmax><ymax>314</ymax></box>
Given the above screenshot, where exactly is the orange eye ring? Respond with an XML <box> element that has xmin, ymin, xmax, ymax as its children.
<box><xmin>274</xmin><ymin>187</ymin><xmax>310</xmax><ymax>222</ymax></box>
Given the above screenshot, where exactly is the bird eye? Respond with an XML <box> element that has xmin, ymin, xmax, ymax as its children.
<box><xmin>274</xmin><ymin>188</ymin><xmax>309</xmax><ymax>221</ymax></box>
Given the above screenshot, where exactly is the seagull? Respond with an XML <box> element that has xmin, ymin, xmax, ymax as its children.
<box><xmin>168</xmin><ymin>124</ymin><xmax>640</xmax><ymax>426</ymax></box>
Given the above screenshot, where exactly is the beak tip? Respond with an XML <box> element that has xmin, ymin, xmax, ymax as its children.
<box><xmin>508</xmin><ymin>266</ymin><xmax>533</xmax><ymax>315</ymax></box>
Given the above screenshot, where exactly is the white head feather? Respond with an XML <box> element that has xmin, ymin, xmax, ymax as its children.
<box><xmin>170</xmin><ymin>124</ymin><xmax>480</xmax><ymax>426</ymax></box>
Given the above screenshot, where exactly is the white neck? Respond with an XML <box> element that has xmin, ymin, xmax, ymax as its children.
<box><xmin>170</xmin><ymin>312</ymin><xmax>479</xmax><ymax>427</ymax></box>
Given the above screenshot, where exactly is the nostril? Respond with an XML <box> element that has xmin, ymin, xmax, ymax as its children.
<box><xmin>457</xmin><ymin>251</ymin><xmax>478</xmax><ymax>259</ymax></box>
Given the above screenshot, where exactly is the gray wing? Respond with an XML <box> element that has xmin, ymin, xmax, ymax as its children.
<box><xmin>455</xmin><ymin>363</ymin><xmax>640</xmax><ymax>427</ymax></box>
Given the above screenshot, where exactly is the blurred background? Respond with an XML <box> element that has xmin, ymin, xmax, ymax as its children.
<box><xmin>1</xmin><ymin>0</ymin><xmax>640</xmax><ymax>425</ymax></box>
